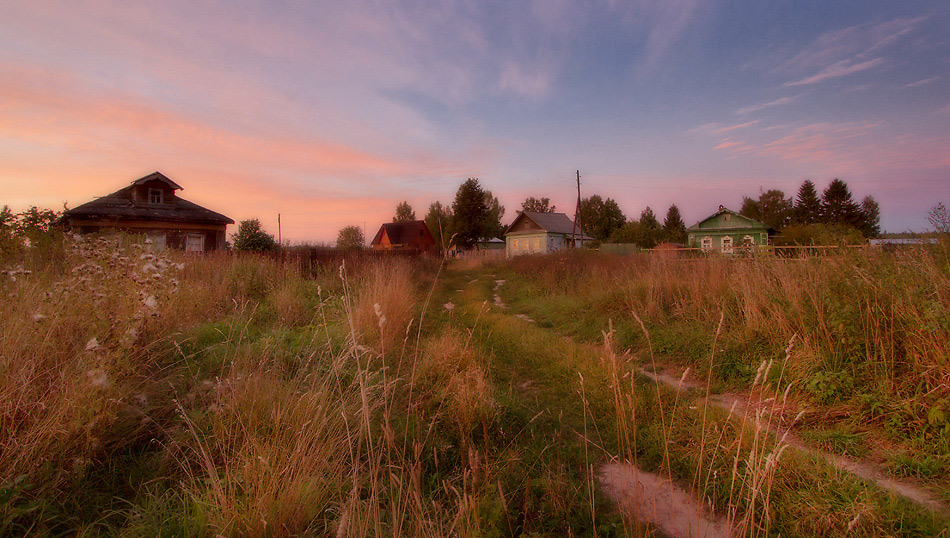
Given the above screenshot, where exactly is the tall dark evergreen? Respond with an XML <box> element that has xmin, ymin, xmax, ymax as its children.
<box><xmin>821</xmin><ymin>178</ymin><xmax>863</xmax><ymax>228</ymax></box>
<box><xmin>662</xmin><ymin>205</ymin><xmax>687</xmax><ymax>243</ymax></box>
<box><xmin>450</xmin><ymin>178</ymin><xmax>489</xmax><ymax>248</ymax></box>
<box><xmin>860</xmin><ymin>195</ymin><xmax>881</xmax><ymax>238</ymax></box>
<box><xmin>793</xmin><ymin>180</ymin><xmax>822</xmax><ymax>224</ymax></box>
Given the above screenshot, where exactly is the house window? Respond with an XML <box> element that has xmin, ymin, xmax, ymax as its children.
<box><xmin>722</xmin><ymin>236</ymin><xmax>734</xmax><ymax>254</ymax></box>
<box><xmin>742</xmin><ymin>235</ymin><xmax>755</xmax><ymax>247</ymax></box>
<box><xmin>147</xmin><ymin>232</ymin><xmax>166</xmax><ymax>250</ymax></box>
<box><xmin>148</xmin><ymin>188</ymin><xmax>163</xmax><ymax>204</ymax></box>
<box><xmin>185</xmin><ymin>235</ymin><xmax>204</xmax><ymax>253</ymax></box>
<box><xmin>534</xmin><ymin>237</ymin><xmax>540</xmax><ymax>250</ymax></box>
<box><xmin>724</xmin><ymin>214</ymin><xmax>731</xmax><ymax>222</ymax></box>
<box><xmin>701</xmin><ymin>236</ymin><xmax>713</xmax><ymax>250</ymax></box>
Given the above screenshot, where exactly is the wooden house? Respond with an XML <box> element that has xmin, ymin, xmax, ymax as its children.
<box><xmin>370</xmin><ymin>220</ymin><xmax>436</xmax><ymax>253</ymax></box>
<box><xmin>504</xmin><ymin>211</ymin><xmax>592</xmax><ymax>257</ymax></box>
<box><xmin>57</xmin><ymin>172</ymin><xmax>233</xmax><ymax>251</ymax></box>
<box><xmin>686</xmin><ymin>206</ymin><xmax>768</xmax><ymax>253</ymax></box>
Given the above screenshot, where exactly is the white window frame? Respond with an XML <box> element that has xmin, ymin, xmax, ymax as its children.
<box><xmin>147</xmin><ymin>232</ymin><xmax>166</xmax><ymax>250</ymax></box>
<box><xmin>185</xmin><ymin>234</ymin><xmax>204</xmax><ymax>253</ymax></box>
<box><xmin>721</xmin><ymin>236</ymin><xmax>734</xmax><ymax>254</ymax></box>
<box><xmin>701</xmin><ymin>236</ymin><xmax>713</xmax><ymax>251</ymax></box>
<box><xmin>742</xmin><ymin>235</ymin><xmax>755</xmax><ymax>247</ymax></box>
<box><xmin>148</xmin><ymin>188</ymin><xmax>163</xmax><ymax>204</ymax></box>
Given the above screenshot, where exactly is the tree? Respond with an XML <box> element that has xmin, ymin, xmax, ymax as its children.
<box><xmin>741</xmin><ymin>189</ymin><xmax>793</xmax><ymax>229</ymax></box>
<box><xmin>483</xmin><ymin>190</ymin><xmax>506</xmax><ymax>240</ymax></box>
<box><xmin>393</xmin><ymin>201</ymin><xmax>415</xmax><ymax>222</ymax></box>
<box><xmin>773</xmin><ymin>223</ymin><xmax>866</xmax><ymax>247</ymax></box>
<box><xmin>639</xmin><ymin>207</ymin><xmax>659</xmax><ymax>230</ymax></box>
<box><xmin>859</xmin><ymin>196</ymin><xmax>881</xmax><ymax>238</ymax></box>
<box><xmin>231</xmin><ymin>219</ymin><xmax>278</xmax><ymax>251</ymax></box>
<box><xmin>662</xmin><ymin>205</ymin><xmax>687</xmax><ymax>243</ymax></box>
<box><xmin>793</xmin><ymin>180</ymin><xmax>822</xmax><ymax>224</ymax></box>
<box><xmin>521</xmin><ymin>197</ymin><xmax>556</xmax><ymax>213</ymax></box>
<box><xmin>929</xmin><ymin>203</ymin><xmax>950</xmax><ymax>234</ymax></box>
<box><xmin>336</xmin><ymin>225</ymin><xmax>365</xmax><ymax>250</ymax></box>
<box><xmin>579</xmin><ymin>195</ymin><xmax>626</xmax><ymax>242</ymax></box>
<box><xmin>610</xmin><ymin>220</ymin><xmax>660</xmax><ymax>249</ymax></box>
<box><xmin>0</xmin><ymin>205</ymin><xmax>18</xmax><ymax>258</ymax></box>
<box><xmin>821</xmin><ymin>179</ymin><xmax>863</xmax><ymax>228</ymax></box>
<box><xmin>424</xmin><ymin>201</ymin><xmax>452</xmax><ymax>250</ymax></box>
<box><xmin>450</xmin><ymin>178</ymin><xmax>489</xmax><ymax>248</ymax></box>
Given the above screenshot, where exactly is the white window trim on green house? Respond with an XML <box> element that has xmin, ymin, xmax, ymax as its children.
<box><xmin>687</xmin><ymin>206</ymin><xmax>769</xmax><ymax>254</ymax></box>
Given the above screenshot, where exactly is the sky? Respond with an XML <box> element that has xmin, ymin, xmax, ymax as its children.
<box><xmin>1</xmin><ymin>0</ymin><xmax>948</xmax><ymax>242</ymax></box>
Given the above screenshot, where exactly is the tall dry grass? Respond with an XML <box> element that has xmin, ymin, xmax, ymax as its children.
<box><xmin>0</xmin><ymin>235</ymin><xmax>502</xmax><ymax>535</ymax></box>
<box><xmin>509</xmin><ymin>249</ymin><xmax>950</xmax><ymax>410</ymax></box>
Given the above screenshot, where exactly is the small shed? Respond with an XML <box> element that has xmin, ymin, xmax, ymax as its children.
<box><xmin>370</xmin><ymin>220</ymin><xmax>436</xmax><ymax>253</ymax></box>
<box><xmin>686</xmin><ymin>206</ymin><xmax>768</xmax><ymax>253</ymax></box>
<box><xmin>57</xmin><ymin>172</ymin><xmax>233</xmax><ymax>251</ymax></box>
<box><xmin>504</xmin><ymin>211</ymin><xmax>591</xmax><ymax>257</ymax></box>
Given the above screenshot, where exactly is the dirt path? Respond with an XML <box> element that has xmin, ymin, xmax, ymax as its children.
<box><xmin>638</xmin><ymin>366</ymin><xmax>950</xmax><ymax>518</ymax></box>
<box><xmin>599</xmin><ymin>463</ymin><xmax>732</xmax><ymax>538</ymax></box>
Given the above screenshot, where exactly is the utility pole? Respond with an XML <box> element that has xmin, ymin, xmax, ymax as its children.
<box><xmin>572</xmin><ymin>170</ymin><xmax>582</xmax><ymax>247</ymax></box>
<box><xmin>277</xmin><ymin>214</ymin><xmax>281</xmax><ymax>247</ymax></box>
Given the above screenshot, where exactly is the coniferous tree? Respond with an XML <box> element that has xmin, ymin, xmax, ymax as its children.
<box><xmin>793</xmin><ymin>180</ymin><xmax>822</xmax><ymax>224</ymax></box>
<box><xmin>450</xmin><ymin>178</ymin><xmax>489</xmax><ymax>248</ymax></box>
<box><xmin>821</xmin><ymin>179</ymin><xmax>862</xmax><ymax>228</ymax></box>
<box><xmin>662</xmin><ymin>205</ymin><xmax>687</xmax><ymax>243</ymax></box>
<box><xmin>859</xmin><ymin>195</ymin><xmax>881</xmax><ymax>238</ymax></box>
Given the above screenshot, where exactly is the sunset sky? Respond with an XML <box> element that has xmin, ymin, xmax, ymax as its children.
<box><xmin>1</xmin><ymin>1</ymin><xmax>948</xmax><ymax>242</ymax></box>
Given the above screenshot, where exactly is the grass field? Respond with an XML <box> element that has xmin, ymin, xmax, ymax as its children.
<box><xmin>1</xmin><ymin>236</ymin><xmax>948</xmax><ymax>536</ymax></box>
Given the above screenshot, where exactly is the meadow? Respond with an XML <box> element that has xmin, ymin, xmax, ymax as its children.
<box><xmin>1</xmin><ymin>234</ymin><xmax>948</xmax><ymax>537</ymax></box>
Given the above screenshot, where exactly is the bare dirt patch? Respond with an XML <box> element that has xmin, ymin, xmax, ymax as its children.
<box><xmin>599</xmin><ymin>463</ymin><xmax>732</xmax><ymax>538</ymax></box>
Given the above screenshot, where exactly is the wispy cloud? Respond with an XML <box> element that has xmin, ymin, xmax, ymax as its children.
<box><xmin>687</xmin><ymin>120</ymin><xmax>759</xmax><ymax>135</ymax></box>
<box><xmin>783</xmin><ymin>58</ymin><xmax>886</xmax><ymax>87</ymax></box>
<box><xmin>904</xmin><ymin>76</ymin><xmax>940</xmax><ymax>88</ymax></box>
<box><xmin>737</xmin><ymin>96</ymin><xmax>797</xmax><ymax>115</ymax></box>
<box><xmin>776</xmin><ymin>16</ymin><xmax>924</xmax><ymax>87</ymax></box>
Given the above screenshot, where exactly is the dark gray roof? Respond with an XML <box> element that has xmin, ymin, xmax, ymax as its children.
<box><xmin>506</xmin><ymin>211</ymin><xmax>592</xmax><ymax>238</ymax></box>
<box><xmin>371</xmin><ymin>220</ymin><xmax>433</xmax><ymax>246</ymax></box>
<box><xmin>60</xmin><ymin>176</ymin><xmax>233</xmax><ymax>225</ymax></box>
<box><xmin>132</xmin><ymin>171</ymin><xmax>182</xmax><ymax>190</ymax></box>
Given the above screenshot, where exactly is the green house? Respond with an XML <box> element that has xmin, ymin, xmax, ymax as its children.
<box><xmin>687</xmin><ymin>206</ymin><xmax>769</xmax><ymax>253</ymax></box>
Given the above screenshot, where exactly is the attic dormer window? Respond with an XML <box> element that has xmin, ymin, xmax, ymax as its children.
<box><xmin>148</xmin><ymin>188</ymin><xmax>163</xmax><ymax>204</ymax></box>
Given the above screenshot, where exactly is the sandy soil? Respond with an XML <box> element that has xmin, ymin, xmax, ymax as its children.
<box><xmin>599</xmin><ymin>463</ymin><xmax>732</xmax><ymax>538</ymax></box>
